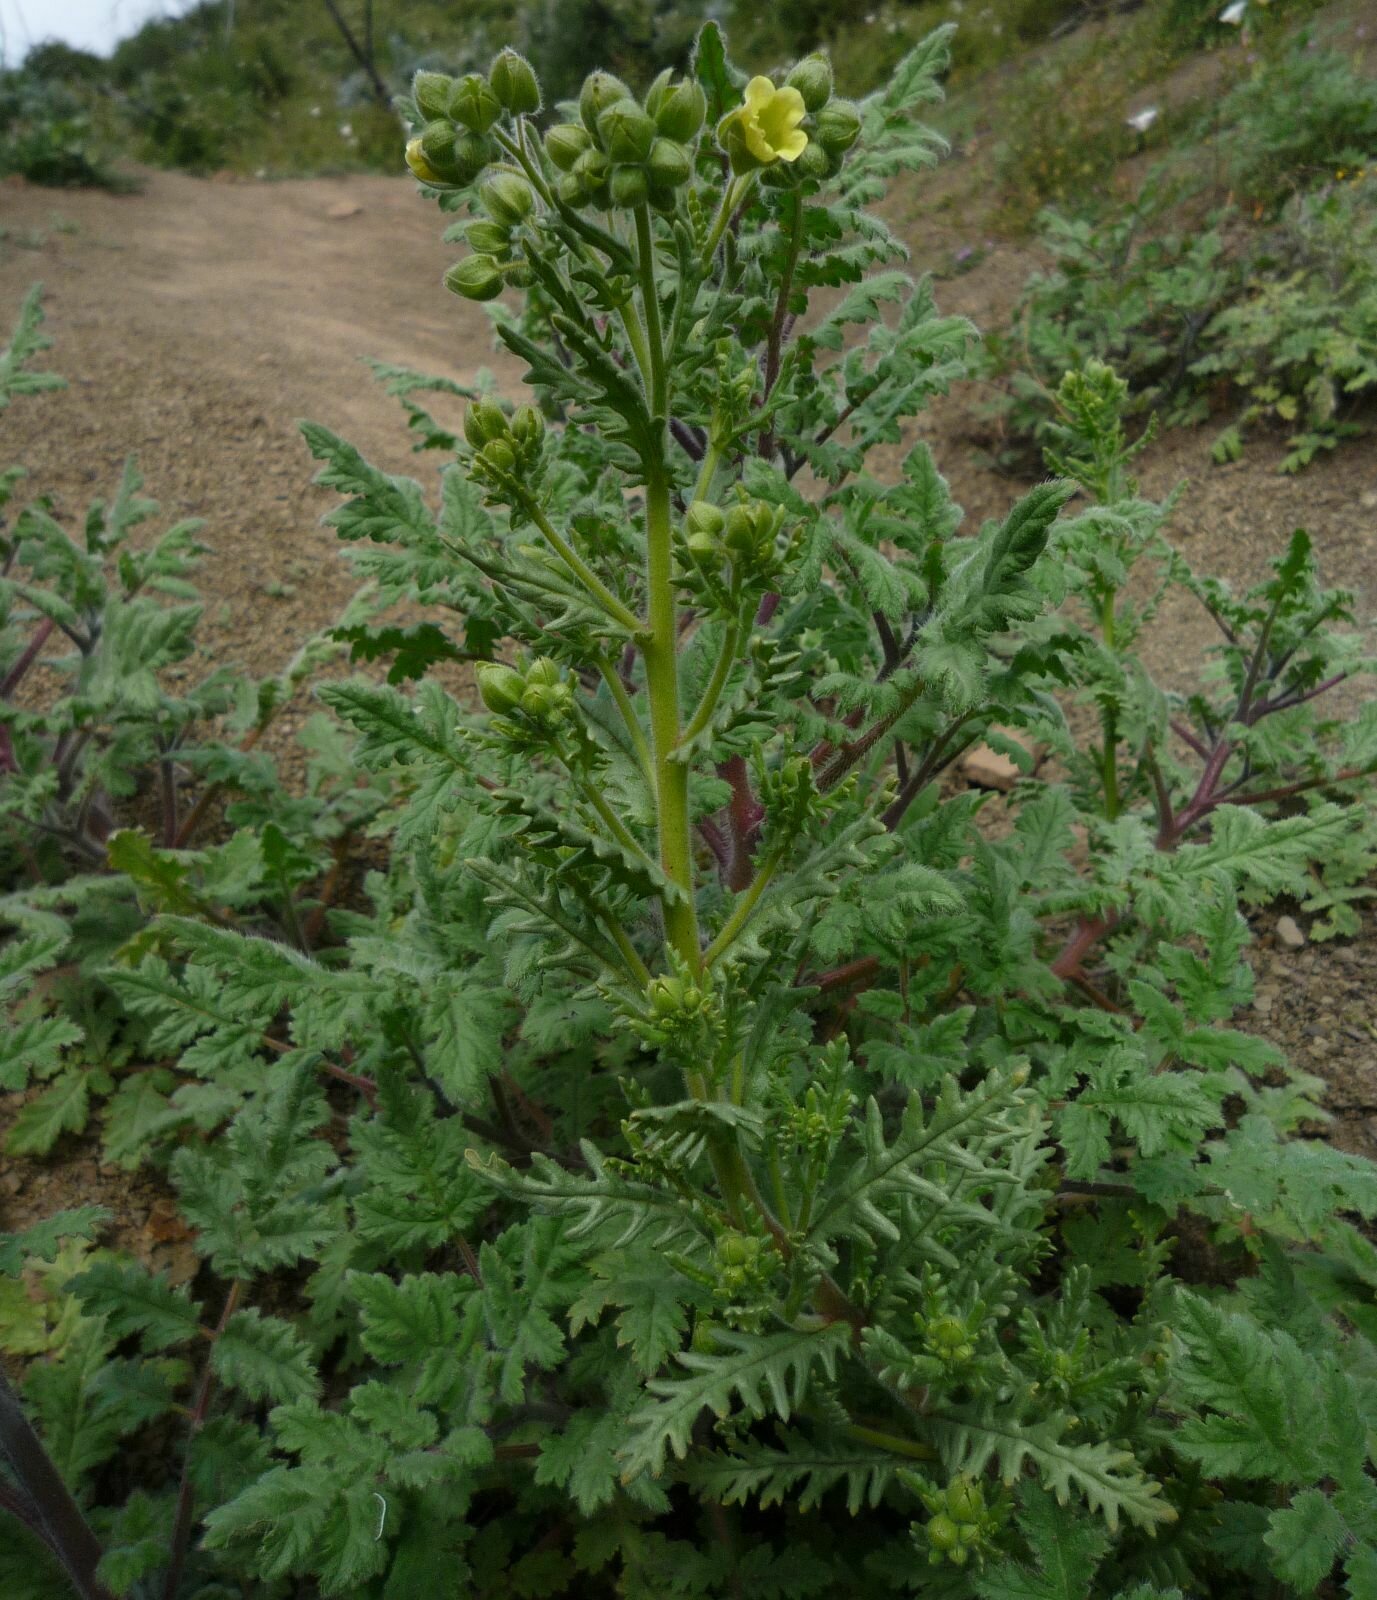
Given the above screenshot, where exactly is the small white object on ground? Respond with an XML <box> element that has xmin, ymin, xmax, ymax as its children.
<box><xmin>1275</xmin><ymin>915</ymin><xmax>1305</xmax><ymax>949</ymax></box>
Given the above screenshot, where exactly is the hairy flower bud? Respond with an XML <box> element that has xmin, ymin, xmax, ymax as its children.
<box><xmin>787</xmin><ymin>53</ymin><xmax>834</xmax><ymax>112</ymax></box>
<box><xmin>794</xmin><ymin>139</ymin><xmax>831</xmax><ymax>183</ymax></box>
<box><xmin>598</xmin><ymin>98</ymin><xmax>656</xmax><ymax>164</ymax></box>
<box><xmin>465</xmin><ymin>219</ymin><xmax>510</xmax><ymax>257</ymax></box>
<box><xmin>419</xmin><ymin>120</ymin><xmax>463</xmax><ymax>181</ymax></box>
<box><xmin>647</xmin><ymin>72</ymin><xmax>707</xmax><ymax>141</ymax></box>
<box><xmin>609</xmin><ymin>163</ymin><xmax>650</xmax><ymax>209</ymax></box>
<box><xmin>483</xmin><ymin>438</ymin><xmax>517</xmax><ymax>474</ymax></box>
<box><xmin>452</xmin><ymin>130</ymin><xmax>493</xmax><ymax>184</ymax></box>
<box><xmin>445</xmin><ymin>255</ymin><xmax>504</xmax><ymax>300</ymax></box>
<box><xmin>544</xmin><ymin>122</ymin><xmax>591</xmax><ymax>172</ymax></box>
<box><xmin>449</xmin><ymin>72</ymin><xmax>502</xmax><ymax>134</ymax></box>
<box><xmin>945</xmin><ymin>1478</ymin><xmax>985</xmax><ymax>1524</ymax></box>
<box><xmin>463</xmin><ymin>400</ymin><xmax>509</xmax><ymax>447</ymax></box>
<box><xmin>412</xmin><ymin>70</ymin><xmax>456</xmax><ymax>122</ymax></box>
<box><xmin>519</xmin><ymin>680</ymin><xmax>571</xmax><ymax>720</ymax></box>
<box><xmin>475</xmin><ymin>662</ymin><xmax>525</xmax><ymax>714</ymax></box>
<box><xmin>580</xmin><ymin>70</ymin><xmax>633</xmax><ymax>136</ymax></box>
<box><xmin>404</xmin><ymin>137</ymin><xmax>447</xmax><ymax>186</ymax></box>
<box><xmin>926</xmin><ymin>1514</ymin><xmax>961</xmax><ymax>1554</ymax></box>
<box><xmin>647</xmin><ymin>137</ymin><xmax>691</xmax><ymax>188</ymax></box>
<box><xmin>524</xmin><ymin>655</ymin><xmax>561</xmax><ymax>688</ymax></box>
<box><xmin>479</xmin><ymin>172</ymin><xmax>535</xmax><ymax>227</ymax></box>
<box><xmin>815</xmin><ymin>98</ymin><xmax>861</xmax><ymax>156</ymax></box>
<box><xmin>510</xmin><ymin>405</ymin><xmax>545</xmax><ymax>452</ymax></box>
<box><xmin>686</xmin><ymin>501</ymin><xmax>725</xmax><ymax>540</ymax></box>
<box><xmin>489</xmin><ymin>48</ymin><xmax>541</xmax><ymax>114</ymax></box>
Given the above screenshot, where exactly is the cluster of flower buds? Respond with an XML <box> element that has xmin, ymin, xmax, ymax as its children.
<box><xmin>462</xmin><ymin>398</ymin><xmax>545</xmax><ymax>480</ymax></box>
<box><xmin>920</xmin><ymin>1477</ymin><xmax>995</xmax><ymax>1568</ymax></box>
<box><xmin>759</xmin><ymin>753</ymin><xmax>826</xmax><ymax>844</ymax></box>
<box><xmin>683</xmin><ymin>497</ymin><xmax>788</xmax><ymax>581</ymax></box>
<box><xmin>639</xmin><ymin>970</ymin><xmax>717</xmax><ymax>1046</ymax></box>
<box><xmin>543</xmin><ymin>67</ymin><xmax>705</xmax><ymax>212</ymax></box>
<box><xmin>715</xmin><ymin>56</ymin><xmax>862</xmax><ymax>184</ymax></box>
<box><xmin>921</xmin><ymin>1311</ymin><xmax>979</xmax><ymax>1369</ymax></box>
<box><xmin>475</xmin><ymin>655</ymin><xmax>573</xmax><ymax>728</ymax></box>
<box><xmin>712</xmin><ymin>1229</ymin><xmax>773</xmax><ymax>1299</ymax></box>
<box><xmin>405</xmin><ymin>49</ymin><xmax>539</xmax><ymax>190</ymax></box>
<box><xmin>444</xmin><ymin>171</ymin><xmax>540</xmax><ymax>301</ymax></box>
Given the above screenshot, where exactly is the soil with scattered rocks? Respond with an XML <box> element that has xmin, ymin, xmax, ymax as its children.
<box><xmin>0</xmin><ymin>155</ymin><xmax>1373</xmax><ymax>1261</ymax></box>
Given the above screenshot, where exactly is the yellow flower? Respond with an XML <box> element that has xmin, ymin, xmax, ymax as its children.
<box><xmin>720</xmin><ymin>76</ymin><xmax>809</xmax><ymax>169</ymax></box>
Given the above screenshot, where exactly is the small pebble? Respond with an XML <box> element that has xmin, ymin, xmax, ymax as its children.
<box><xmin>1276</xmin><ymin>915</ymin><xmax>1305</xmax><ymax>949</ymax></box>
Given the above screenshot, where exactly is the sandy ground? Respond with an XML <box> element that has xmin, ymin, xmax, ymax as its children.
<box><xmin>0</xmin><ymin>158</ymin><xmax>1374</xmax><ymax>1255</ymax></box>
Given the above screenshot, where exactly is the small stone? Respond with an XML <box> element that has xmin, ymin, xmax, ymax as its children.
<box><xmin>327</xmin><ymin>200</ymin><xmax>362</xmax><ymax>219</ymax></box>
<box><xmin>1276</xmin><ymin>915</ymin><xmax>1305</xmax><ymax>949</ymax></box>
<box><xmin>1252</xmin><ymin>990</ymin><xmax>1274</xmax><ymax>1015</ymax></box>
<box><xmin>960</xmin><ymin>728</ymin><xmax>1043</xmax><ymax>793</ymax></box>
<box><xmin>1360</xmin><ymin>490</ymin><xmax>1377</xmax><ymax>511</ymax></box>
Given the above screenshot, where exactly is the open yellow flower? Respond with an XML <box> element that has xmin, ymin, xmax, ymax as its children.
<box><xmin>722</xmin><ymin>76</ymin><xmax>809</xmax><ymax>167</ymax></box>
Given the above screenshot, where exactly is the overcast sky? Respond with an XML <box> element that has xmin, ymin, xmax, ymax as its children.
<box><xmin>0</xmin><ymin>0</ymin><xmax>200</xmax><ymax>64</ymax></box>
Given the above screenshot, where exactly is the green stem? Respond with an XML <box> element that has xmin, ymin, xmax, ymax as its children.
<box><xmin>681</xmin><ymin>619</ymin><xmax>741</xmax><ymax>749</ymax></box>
<box><xmin>596</xmin><ymin>656</ymin><xmax>653</xmax><ymax>779</ymax></box>
<box><xmin>700</xmin><ymin>173</ymin><xmax>754</xmax><ymax>271</ymax></box>
<box><xmin>517</xmin><ymin>492</ymin><xmax>642</xmax><ymax>633</ymax></box>
<box><xmin>634</xmin><ymin>204</ymin><xmax>668</xmax><ymax>418</ymax></box>
<box><xmin>691</xmin><ymin>429</ymin><xmax>723</xmax><ymax>504</ymax></box>
<box><xmin>703</xmin><ymin>849</ymin><xmax>782</xmax><ymax>969</ymax></box>
<box><xmin>843</xmin><ymin>1424</ymin><xmax>937</xmax><ymax>1463</ymax></box>
<box><xmin>1099</xmin><ymin>587</ymin><xmax>1120</xmax><ymax>821</ymax></box>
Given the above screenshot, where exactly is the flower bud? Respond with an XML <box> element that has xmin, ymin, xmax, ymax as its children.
<box><xmin>510</xmin><ymin>405</ymin><xmax>545</xmax><ymax>451</ymax></box>
<box><xmin>450</xmin><ymin>73</ymin><xmax>502</xmax><ymax>134</ymax></box>
<box><xmin>649</xmin><ymin>975</ymin><xmax>686</xmax><ymax>1015</ymax></box>
<box><xmin>524</xmin><ymin>655</ymin><xmax>561</xmax><ymax>688</ymax></box>
<box><xmin>598</xmin><ymin>98</ymin><xmax>656</xmax><ymax>164</ymax></box>
<box><xmin>483</xmin><ymin>438</ymin><xmax>517</xmax><ymax>474</ymax></box>
<box><xmin>465</xmin><ymin>219</ymin><xmax>511</xmax><ymax>256</ymax></box>
<box><xmin>420</xmin><ymin>119</ymin><xmax>463</xmax><ymax>180</ymax></box>
<box><xmin>609</xmin><ymin>163</ymin><xmax>649</xmax><ymax>209</ymax></box>
<box><xmin>926</xmin><ymin>1514</ymin><xmax>960</xmax><ymax>1554</ymax></box>
<box><xmin>686</xmin><ymin>501</ymin><xmax>725</xmax><ymax>540</ymax></box>
<box><xmin>647</xmin><ymin>137</ymin><xmax>691</xmax><ymax>188</ymax></box>
<box><xmin>648</xmin><ymin>183</ymin><xmax>678</xmax><ymax>215</ymax></box>
<box><xmin>489</xmin><ymin>48</ymin><xmax>541</xmax><ymax>114</ymax></box>
<box><xmin>945</xmin><ymin>1478</ymin><xmax>985</xmax><ymax>1524</ymax></box>
<box><xmin>445</xmin><ymin>256</ymin><xmax>504</xmax><ymax>300</ymax></box>
<box><xmin>520</xmin><ymin>681</ymin><xmax>569</xmax><ymax>720</ymax></box>
<box><xmin>580</xmin><ymin>70</ymin><xmax>633</xmax><ymax>136</ymax></box>
<box><xmin>794</xmin><ymin>139</ymin><xmax>831</xmax><ymax>183</ymax></box>
<box><xmin>557</xmin><ymin>171</ymin><xmax>588</xmax><ymax>207</ymax></box>
<box><xmin>480</xmin><ymin>172</ymin><xmax>535</xmax><ymax>227</ymax></box>
<box><xmin>405</xmin><ymin>137</ymin><xmax>447</xmax><ymax>186</ymax></box>
<box><xmin>413</xmin><ymin>70</ymin><xmax>456</xmax><ymax>122</ymax></box>
<box><xmin>544</xmin><ymin>122</ymin><xmax>591</xmax><ymax>172</ymax></box>
<box><xmin>452</xmin><ymin>130</ymin><xmax>493</xmax><ymax>184</ymax></box>
<box><xmin>476</xmin><ymin>662</ymin><xmax>525</xmax><ymax>714</ymax></box>
<box><xmin>787</xmin><ymin>54</ymin><xmax>833</xmax><ymax>113</ymax></box>
<box><xmin>648</xmin><ymin>72</ymin><xmax>707</xmax><ymax>141</ymax></box>
<box><xmin>463</xmin><ymin>400</ymin><xmax>509</xmax><ymax>447</ymax></box>
<box><xmin>815</xmin><ymin>98</ymin><xmax>861</xmax><ymax>156</ymax></box>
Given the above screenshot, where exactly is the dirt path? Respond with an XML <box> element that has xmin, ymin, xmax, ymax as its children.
<box><xmin>2</xmin><ymin>162</ymin><xmax>1375</xmax><ymax>1166</ymax></box>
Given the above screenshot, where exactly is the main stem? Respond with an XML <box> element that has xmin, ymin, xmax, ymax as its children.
<box><xmin>635</xmin><ymin>204</ymin><xmax>698</xmax><ymax>971</ymax></box>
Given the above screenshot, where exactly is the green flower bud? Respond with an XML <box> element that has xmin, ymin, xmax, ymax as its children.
<box><xmin>465</xmin><ymin>219</ymin><xmax>511</xmax><ymax>256</ymax></box>
<box><xmin>794</xmin><ymin>139</ymin><xmax>831</xmax><ymax>183</ymax></box>
<box><xmin>927</xmin><ymin>1514</ymin><xmax>961</xmax><ymax>1553</ymax></box>
<box><xmin>648</xmin><ymin>183</ymin><xmax>678</xmax><ymax>215</ymax></box>
<box><xmin>449</xmin><ymin>72</ymin><xmax>502</xmax><ymax>134</ymax></box>
<box><xmin>928</xmin><ymin>1315</ymin><xmax>968</xmax><ymax>1351</ymax></box>
<box><xmin>405</xmin><ymin>137</ymin><xmax>448</xmax><ymax>186</ymax></box>
<box><xmin>571</xmin><ymin>147</ymin><xmax>610</xmax><ymax>206</ymax></box>
<box><xmin>420</xmin><ymin>119</ymin><xmax>462</xmax><ymax>180</ymax></box>
<box><xmin>648</xmin><ymin>72</ymin><xmax>707</xmax><ymax>141</ymax></box>
<box><xmin>510</xmin><ymin>405</ymin><xmax>545</xmax><ymax>451</ymax></box>
<box><xmin>686</xmin><ymin>529</ymin><xmax>717</xmax><ymax>559</ymax></box>
<box><xmin>815</xmin><ymin>98</ymin><xmax>861</xmax><ymax>156</ymax></box>
<box><xmin>475</xmin><ymin>662</ymin><xmax>525</xmax><ymax>714</ymax></box>
<box><xmin>483</xmin><ymin>438</ymin><xmax>517</xmax><ymax>474</ymax></box>
<box><xmin>413</xmin><ymin>70</ymin><xmax>456</xmax><ymax>122</ymax></box>
<box><xmin>686</xmin><ymin>500</ymin><xmax>725</xmax><ymax>539</ymax></box>
<box><xmin>647</xmin><ymin>137</ymin><xmax>691</xmax><ymax>188</ymax></box>
<box><xmin>544</xmin><ymin>122</ymin><xmax>591</xmax><ymax>172</ymax></box>
<box><xmin>445</xmin><ymin>256</ymin><xmax>504</xmax><ymax>301</ymax></box>
<box><xmin>524</xmin><ymin>655</ymin><xmax>560</xmax><ymax>688</ymax></box>
<box><xmin>787</xmin><ymin>53</ymin><xmax>833</xmax><ymax>113</ymax></box>
<box><xmin>580</xmin><ymin>70</ymin><xmax>633</xmax><ymax>136</ymax></box>
<box><xmin>609</xmin><ymin>163</ymin><xmax>650</xmax><ymax>209</ymax></box>
<box><xmin>649</xmin><ymin>975</ymin><xmax>687</xmax><ymax>1016</ymax></box>
<box><xmin>519</xmin><ymin>680</ymin><xmax>569</xmax><ymax>719</ymax></box>
<box><xmin>480</xmin><ymin>172</ymin><xmax>535</xmax><ymax>227</ymax></box>
<box><xmin>489</xmin><ymin>48</ymin><xmax>541</xmax><ymax>114</ymax></box>
<box><xmin>717</xmin><ymin>1232</ymin><xmax>756</xmax><ymax>1266</ymax></box>
<box><xmin>598</xmin><ymin>97</ymin><xmax>656</xmax><ymax>163</ymax></box>
<box><xmin>452</xmin><ymin>130</ymin><xmax>493</xmax><ymax>184</ymax></box>
<box><xmin>557</xmin><ymin>171</ymin><xmax>588</xmax><ymax>207</ymax></box>
<box><xmin>945</xmin><ymin>1478</ymin><xmax>985</xmax><ymax>1524</ymax></box>
<box><xmin>463</xmin><ymin>400</ymin><xmax>509</xmax><ymax>447</ymax></box>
